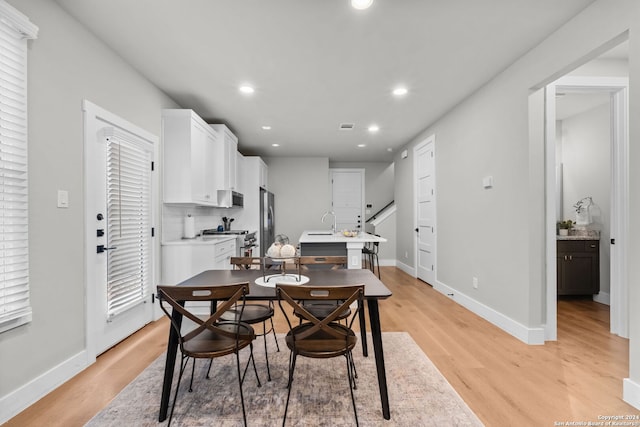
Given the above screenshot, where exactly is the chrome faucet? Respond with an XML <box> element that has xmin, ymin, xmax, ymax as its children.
<box><xmin>321</xmin><ymin>210</ymin><xmax>336</xmax><ymax>233</ymax></box>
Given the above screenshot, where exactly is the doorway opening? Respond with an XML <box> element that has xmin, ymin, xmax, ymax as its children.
<box><xmin>540</xmin><ymin>41</ymin><xmax>629</xmax><ymax>341</ymax></box>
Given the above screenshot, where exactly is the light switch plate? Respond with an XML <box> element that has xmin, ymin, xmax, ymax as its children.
<box><xmin>482</xmin><ymin>176</ymin><xmax>493</xmax><ymax>189</ymax></box>
<box><xmin>57</xmin><ymin>190</ymin><xmax>69</xmax><ymax>208</ymax></box>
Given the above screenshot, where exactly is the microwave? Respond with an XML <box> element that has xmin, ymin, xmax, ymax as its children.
<box><xmin>217</xmin><ymin>190</ymin><xmax>243</xmax><ymax>208</ymax></box>
<box><xmin>231</xmin><ymin>191</ymin><xmax>244</xmax><ymax>207</ymax></box>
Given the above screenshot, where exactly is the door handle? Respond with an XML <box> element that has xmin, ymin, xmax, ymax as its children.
<box><xmin>97</xmin><ymin>245</ymin><xmax>117</xmax><ymax>253</ymax></box>
<box><xmin>415</xmin><ymin>228</ymin><xmax>419</xmax><ymax>233</ymax></box>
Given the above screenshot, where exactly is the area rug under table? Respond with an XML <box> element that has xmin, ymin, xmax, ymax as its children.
<box><xmin>86</xmin><ymin>332</ymin><xmax>483</xmax><ymax>426</ymax></box>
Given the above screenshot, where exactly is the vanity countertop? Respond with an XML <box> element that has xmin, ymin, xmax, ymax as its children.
<box><xmin>556</xmin><ymin>229</ymin><xmax>600</xmax><ymax>240</ymax></box>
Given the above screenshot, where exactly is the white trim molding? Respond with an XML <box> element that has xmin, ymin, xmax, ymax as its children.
<box><xmin>593</xmin><ymin>291</ymin><xmax>610</xmax><ymax>306</ymax></box>
<box><xmin>0</xmin><ymin>0</ymin><xmax>39</xmax><ymax>38</ymax></box>
<box><xmin>370</xmin><ymin>204</ymin><xmax>396</xmax><ymax>227</ymax></box>
<box><xmin>395</xmin><ymin>260</ymin><xmax>415</xmax><ymax>277</ymax></box>
<box><xmin>435</xmin><ymin>280</ymin><xmax>546</xmax><ymax>345</ymax></box>
<box><xmin>0</xmin><ymin>351</ymin><xmax>87</xmax><ymax>424</ymax></box>
<box><xmin>623</xmin><ymin>378</ymin><xmax>640</xmax><ymax>411</ymax></box>
<box><xmin>378</xmin><ymin>258</ymin><xmax>396</xmax><ymax>267</ymax></box>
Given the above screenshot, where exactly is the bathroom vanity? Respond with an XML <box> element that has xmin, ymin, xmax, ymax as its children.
<box><xmin>556</xmin><ymin>235</ymin><xmax>600</xmax><ymax>296</ymax></box>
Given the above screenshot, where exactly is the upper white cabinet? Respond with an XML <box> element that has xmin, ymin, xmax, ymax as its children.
<box><xmin>243</xmin><ymin>156</ymin><xmax>268</xmax><ymax>190</ymax></box>
<box><xmin>259</xmin><ymin>158</ymin><xmax>268</xmax><ymax>189</ymax></box>
<box><xmin>163</xmin><ymin>109</ymin><xmax>221</xmax><ymax>206</ymax></box>
<box><xmin>209</xmin><ymin>124</ymin><xmax>238</xmax><ymax>191</ymax></box>
<box><xmin>242</xmin><ymin>156</ymin><xmax>268</xmax><ymax>191</ymax></box>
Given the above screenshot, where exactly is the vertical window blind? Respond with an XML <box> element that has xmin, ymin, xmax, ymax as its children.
<box><xmin>105</xmin><ymin>131</ymin><xmax>152</xmax><ymax>318</ymax></box>
<box><xmin>0</xmin><ymin>1</ymin><xmax>37</xmax><ymax>334</ymax></box>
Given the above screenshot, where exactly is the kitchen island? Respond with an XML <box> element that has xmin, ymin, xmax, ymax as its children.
<box><xmin>298</xmin><ymin>230</ymin><xmax>387</xmax><ymax>269</ymax></box>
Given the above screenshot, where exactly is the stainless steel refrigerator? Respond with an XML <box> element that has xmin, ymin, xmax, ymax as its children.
<box><xmin>259</xmin><ymin>188</ymin><xmax>275</xmax><ymax>256</ymax></box>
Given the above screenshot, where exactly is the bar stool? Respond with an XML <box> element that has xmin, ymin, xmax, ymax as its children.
<box><xmin>362</xmin><ymin>236</ymin><xmax>380</xmax><ymax>278</ymax></box>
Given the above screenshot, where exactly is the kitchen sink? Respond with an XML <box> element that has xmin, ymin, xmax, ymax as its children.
<box><xmin>307</xmin><ymin>231</ymin><xmax>334</xmax><ymax>235</ymax></box>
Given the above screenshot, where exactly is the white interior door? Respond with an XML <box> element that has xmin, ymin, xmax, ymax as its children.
<box><xmin>415</xmin><ymin>136</ymin><xmax>436</xmax><ymax>284</ymax></box>
<box><xmin>84</xmin><ymin>101</ymin><xmax>157</xmax><ymax>359</ymax></box>
<box><xmin>331</xmin><ymin>169</ymin><xmax>364</xmax><ymax>231</ymax></box>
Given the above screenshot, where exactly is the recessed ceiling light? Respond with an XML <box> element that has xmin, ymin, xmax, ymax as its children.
<box><xmin>392</xmin><ymin>87</ymin><xmax>408</xmax><ymax>96</ymax></box>
<box><xmin>239</xmin><ymin>85</ymin><xmax>255</xmax><ymax>94</ymax></box>
<box><xmin>272</xmin><ymin>143</ymin><xmax>280</xmax><ymax>147</ymax></box>
<box><xmin>387</xmin><ymin>148</ymin><xmax>393</xmax><ymax>152</ymax></box>
<box><xmin>262</xmin><ymin>125</ymin><xmax>271</xmax><ymax>130</ymax></box>
<box><xmin>357</xmin><ymin>144</ymin><xmax>366</xmax><ymax>148</ymax></box>
<box><xmin>368</xmin><ymin>125</ymin><xmax>379</xmax><ymax>133</ymax></box>
<box><xmin>351</xmin><ymin>0</ymin><xmax>373</xmax><ymax>10</ymax></box>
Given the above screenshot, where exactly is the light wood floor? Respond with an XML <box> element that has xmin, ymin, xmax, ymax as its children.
<box><xmin>4</xmin><ymin>267</ymin><xmax>637</xmax><ymax>426</ymax></box>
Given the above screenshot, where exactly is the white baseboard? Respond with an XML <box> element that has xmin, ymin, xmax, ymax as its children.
<box><xmin>434</xmin><ymin>280</ymin><xmax>546</xmax><ymax>345</ymax></box>
<box><xmin>624</xmin><ymin>378</ymin><xmax>640</xmax><ymax>410</ymax></box>
<box><xmin>0</xmin><ymin>350</ymin><xmax>88</xmax><ymax>424</ymax></box>
<box><xmin>593</xmin><ymin>291</ymin><xmax>610</xmax><ymax>305</ymax></box>
<box><xmin>395</xmin><ymin>260</ymin><xmax>415</xmax><ymax>277</ymax></box>
<box><xmin>378</xmin><ymin>258</ymin><xmax>396</xmax><ymax>267</ymax></box>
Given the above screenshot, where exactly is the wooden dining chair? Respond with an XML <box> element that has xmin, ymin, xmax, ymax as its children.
<box><xmin>220</xmin><ymin>257</ymin><xmax>280</xmax><ymax>381</ymax></box>
<box><xmin>295</xmin><ymin>256</ymin><xmax>351</xmax><ymax>322</ymax></box>
<box><xmin>296</xmin><ymin>255</ymin><xmax>347</xmax><ymax>270</ymax></box>
<box><xmin>276</xmin><ymin>284</ymin><xmax>364</xmax><ymax>427</ymax></box>
<box><xmin>157</xmin><ymin>282</ymin><xmax>260</xmax><ymax>427</ymax></box>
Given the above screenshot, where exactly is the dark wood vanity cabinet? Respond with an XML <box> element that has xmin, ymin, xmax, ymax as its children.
<box><xmin>556</xmin><ymin>239</ymin><xmax>600</xmax><ymax>295</ymax></box>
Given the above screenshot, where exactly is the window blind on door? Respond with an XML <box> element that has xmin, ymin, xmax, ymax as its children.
<box><xmin>0</xmin><ymin>1</ymin><xmax>37</xmax><ymax>334</ymax></box>
<box><xmin>105</xmin><ymin>131</ymin><xmax>152</xmax><ymax>318</ymax></box>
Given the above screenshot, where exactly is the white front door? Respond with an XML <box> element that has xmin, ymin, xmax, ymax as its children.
<box><xmin>330</xmin><ymin>169</ymin><xmax>364</xmax><ymax>231</ymax></box>
<box><xmin>415</xmin><ymin>136</ymin><xmax>436</xmax><ymax>285</ymax></box>
<box><xmin>83</xmin><ymin>101</ymin><xmax>157</xmax><ymax>359</ymax></box>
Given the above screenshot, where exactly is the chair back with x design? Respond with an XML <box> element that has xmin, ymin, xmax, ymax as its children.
<box><xmin>158</xmin><ymin>283</ymin><xmax>254</xmax><ymax>352</ymax></box>
<box><xmin>157</xmin><ymin>282</ymin><xmax>258</xmax><ymax>426</ymax></box>
<box><xmin>276</xmin><ymin>284</ymin><xmax>364</xmax><ymax>426</ymax></box>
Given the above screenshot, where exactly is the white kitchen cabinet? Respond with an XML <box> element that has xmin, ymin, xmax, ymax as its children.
<box><xmin>213</xmin><ymin>238</ymin><xmax>236</xmax><ymax>269</ymax></box>
<box><xmin>161</xmin><ymin>237</ymin><xmax>236</xmax><ymax>313</ymax></box>
<box><xmin>259</xmin><ymin>157</ymin><xmax>268</xmax><ymax>189</ymax></box>
<box><xmin>161</xmin><ymin>238</ymin><xmax>236</xmax><ymax>286</ymax></box>
<box><xmin>236</xmin><ymin>153</ymin><xmax>248</xmax><ymax>195</ymax></box>
<box><xmin>244</xmin><ymin>156</ymin><xmax>268</xmax><ymax>190</ymax></box>
<box><xmin>162</xmin><ymin>109</ymin><xmax>220</xmax><ymax>206</ymax></box>
<box><xmin>209</xmin><ymin>124</ymin><xmax>238</xmax><ymax>191</ymax></box>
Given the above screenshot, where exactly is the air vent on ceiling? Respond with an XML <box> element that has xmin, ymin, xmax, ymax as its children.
<box><xmin>339</xmin><ymin>123</ymin><xmax>355</xmax><ymax>130</ymax></box>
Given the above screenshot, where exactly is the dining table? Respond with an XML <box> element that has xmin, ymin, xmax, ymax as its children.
<box><xmin>157</xmin><ymin>267</ymin><xmax>393</xmax><ymax>421</ymax></box>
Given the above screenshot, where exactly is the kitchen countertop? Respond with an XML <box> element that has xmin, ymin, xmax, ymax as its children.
<box><xmin>162</xmin><ymin>235</ymin><xmax>237</xmax><ymax>245</ymax></box>
<box><xmin>299</xmin><ymin>230</ymin><xmax>387</xmax><ymax>244</ymax></box>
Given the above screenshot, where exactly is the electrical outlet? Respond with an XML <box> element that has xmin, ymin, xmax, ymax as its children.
<box><xmin>405</xmin><ymin>251</ymin><xmax>408</xmax><ymax>259</ymax></box>
<box><xmin>472</xmin><ymin>277</ymin><xmax>478</xmax><ymax>289</ymax></box>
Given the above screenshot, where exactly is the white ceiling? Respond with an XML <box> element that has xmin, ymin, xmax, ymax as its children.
<box><xmin>55</xmin><ymin>0</ymin><xmax>596</xmax><ymax>161</ymax></box>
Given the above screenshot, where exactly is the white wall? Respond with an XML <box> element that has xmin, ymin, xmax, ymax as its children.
<box><xmin>559</xmin><ymin>103</ymin><xmax>611</xmax><ymax>295</ymax></box>
<box><xmin>264</xmin><ymin>157</ymin><xmax>331</xmax><ymax>246</ymax></box>
<box><xmin>374</xmin><ymin>210</ymin><xmax>396</xmax><ymax>266</ymax></box>
<box><xmin>394</xmin><ymin>0</ymin><xmax>639</xmax><ymax>407</ymax></box>
<box><xmin>1</xmin><ymin>0</ymin><xmax>179</xmax><ymax>420</ymax></box>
